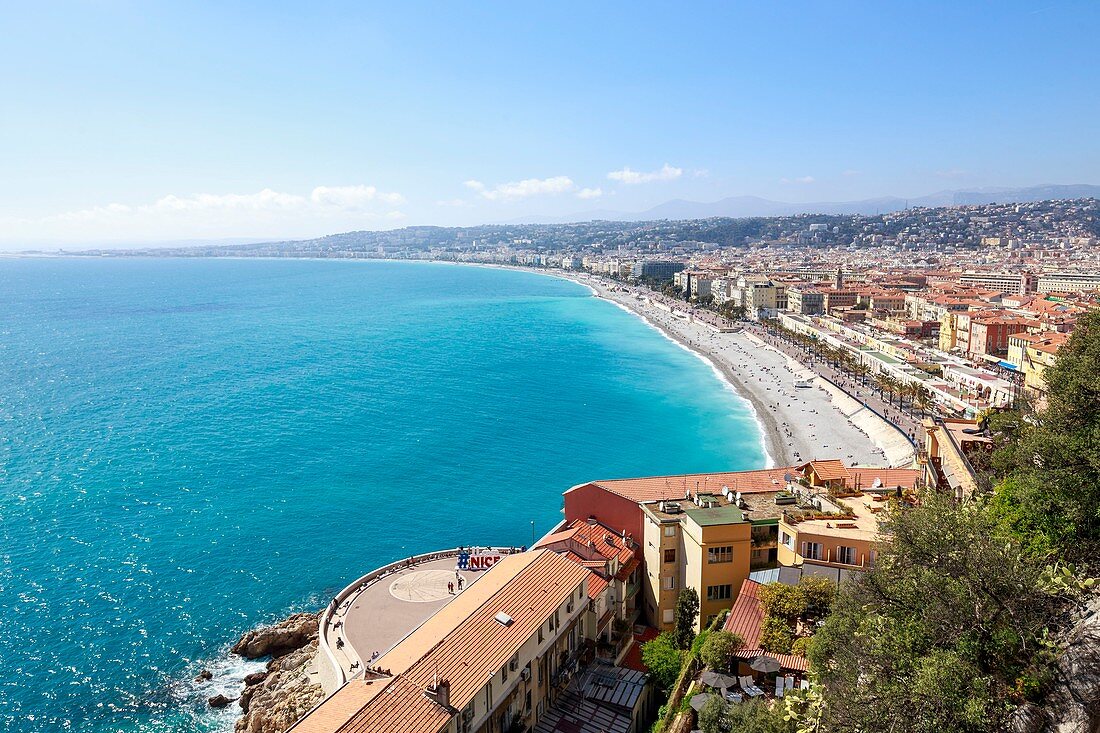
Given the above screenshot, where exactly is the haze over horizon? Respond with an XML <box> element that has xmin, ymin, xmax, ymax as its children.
<box><xmin>2</xmin><ymin>1</ymin><xmax>1098</xmax><ymax>249</ymax></box>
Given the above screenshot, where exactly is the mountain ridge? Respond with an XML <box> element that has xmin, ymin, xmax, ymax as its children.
<box><xmin>507</xmin><ymin>184</ymin><xmax>1100</xmax><ymax>224</ymax></box>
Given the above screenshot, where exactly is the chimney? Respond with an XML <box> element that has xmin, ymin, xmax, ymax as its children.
<box><xmin>426</xmin><ymin>678</ymin><xmax>451</xmax><ymax>709</ymax></box>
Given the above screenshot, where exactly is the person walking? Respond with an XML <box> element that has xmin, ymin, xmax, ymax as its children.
<box><xmin>448</xmin><ymin>582</ymin><xmax>454</xmax><ymax>594</ymax></box>
<box><xmin>457</xmin><ymin>577</ymin><xmax>464</xmax><ymax>590</ymax></box>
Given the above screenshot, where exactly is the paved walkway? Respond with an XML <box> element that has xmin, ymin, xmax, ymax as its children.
<box><xmin>747</xmin><ymin>323</ymin><xmax>925</xmax><ymax>443</ymax></box>
<box><xmin>323</xmin><ymin>557</ymin><xmax>479</xmax><ymax>687</ymax></box>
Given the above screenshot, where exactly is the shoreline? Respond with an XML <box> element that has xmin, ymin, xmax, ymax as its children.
<box><xmin>457</xmin><ymin>262</ymin><xmax>913</xmax><ymax>468</ymax></box>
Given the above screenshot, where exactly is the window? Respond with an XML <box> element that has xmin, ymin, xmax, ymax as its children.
<box><xmin>538</xmin><ymin>625</ymin><xmax>544</xmax><ymax>643</ymax></box>
<box><xmin>663</xmin><ymin>548</ymin><xmax>676</xmax><ymax>563</ymax></box>
<box><xmin>801</xmin><ymin>541</ymin><xmax>823</xmax><ymax>560</ymax></box>
<box><xmin>706</xmin><ymin>584</ymin><xmax>732</xmax><ymax>601</ymax></box>
<box><xmin>708</xmin><ymin>545</ymin><xmax>733</xmax><ymax>564</ymax></box>
<box><xmin>663</xmin><ymin>525</ymin><xmax>676</xmax><ymax>537</ymax></box>
<box><xmin>662</xmin><ymin>608</ymin><xmax>675</xmax><ymax>624</ymax></box>
<box><xmin>837</xmin><ymin>546</ymin><xmax>857</xmax><ymax>565</ymax></box>
<box><xmin>780</xmin><ymin>531</ymin><xmax>794</xmax><ymax>549</ymax></box>
<box><xmin>662</xmin><ymin>575</ymin><xmax>676</xmax><ymax>590</ymax></box>
<box><xmin>501</xmin><ymin>662</ymin><xmax>508</xmax><ymax>683</ymax></box>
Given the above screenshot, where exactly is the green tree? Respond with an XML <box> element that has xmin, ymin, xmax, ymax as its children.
<box><xmin>758</xmin><ymin>583</ymin><xmax>805</xmax><ymax>619</ymax></box>
<box><xmin>640</xmin><ymin>632</ymin><xmax>684</xmax><ymax>690</ymax></box>
<box><xmin>724</xmin><ymin>696</ymin><xmax>794</xmax><ymax>733</ymax></box>
<box><xmin>699</xmin><ymin>630</ymin><xmax>744</xmax><ymax>671</ymax></box>
<box><xmin>808</xmin><ymin>493</ymin><xmax>1058</xmax><ymax>733</ymax></box>
<box><xmin>674</xmin><ymin>587</ymin><xmax>700</xmax><ymax>650</ymax></box>
<box><xmin>698</xmin><ymin>694</ymin><xmax>728</xmax><ymax>733</ymax></box>
<box><xmin>797</xmin><ymin>576</ymin><xmax>835</xmax><ymax>621</ymax></box>
<box><xmin>987</xmin><ymin>311</ymin><xmax>1100</xmax><ymax>556</ymax></box>
<box><xmin>759</xmin><ymin>615</ymin><xmax>794</xmax><ymax>654</ymax></box>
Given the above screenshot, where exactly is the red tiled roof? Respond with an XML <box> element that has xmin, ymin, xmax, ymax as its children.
<box><xmin>849</xmin><ymin>467</ymin><xmax>920</xmax><ymax>490</ymax></box>
<box><xmin>534</xmin><ymin>519</ymin><xmax>636</xmax><ymax>567</ymax></box>
<box><xmin>733</xmin><ymin>648</ymin><xmax>808</xmax><ymax>673</ymax></box>
<box><xmin>620</xmin><ymin>627</ymin><xmax>660</xmax><ymax>674</ymax></box>
<box><xmin>579</xmin><ymin>467</ymin><xmax>797</xmax><ymax>503</ymax></box>
<box><xmin>723</xmin><ymin>579</ymin><xmax>764</xmax><ymax>648</ymax></box>
<box><xmin>801</xmin><ymin>459</ymin><xmax>851</xmax><ymax>482</ymax></box>
<box><xmin>724</xmin><ymin>579</ymin><xmax>809</xmax><ymax>673</ymax></box>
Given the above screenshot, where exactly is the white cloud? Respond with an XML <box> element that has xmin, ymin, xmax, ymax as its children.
<box><xmin>8</xmin><ymin>184</ymin><xmax>407</xmax><ymax>245</ymax></box>
<box><xmin>607</xmin><ymin>163</ymin><xmax>682</xmax><ymax>184</ymax></box>
<box><xmin>576</xmin><ymin>187</ymin><xmax>603</xmax><ymax>200</ymax></box>
<box><xmin>310</xmin><ymin>185</ymin><xmax>405</xmax><ymax>208</ymax></box>
<box><xmin>467</xmin><ymin>175</ymin><xmax>575</xmax><ymax>201</ymax></box>
<box><xmin>780</xmin><ymin>175</ymin><xmax>816</xmax><ymax>184</ymax></box>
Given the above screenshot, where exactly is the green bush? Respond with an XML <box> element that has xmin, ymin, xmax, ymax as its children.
<box><xmin>759</xmin><ymin>615</ymin><xmax>794</xmax><ymax>654</ymax></box>
<box><xmin>641</xmin><ymin>632</ymin><xmax>685</xmax><ymax>690</ymax></box>
<box><xmin>790</xmin><ymin>636</ymin><xmax>812</xmax><ymax>658</ymax></box>
<box><xmin>699</xmin><ymin>630</ymin><xmax>744</xmax><ymax>671</ymax></box>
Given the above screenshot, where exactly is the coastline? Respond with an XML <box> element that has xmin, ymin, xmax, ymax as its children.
<box><xmin>459</xmin><ymin>262</ymin><xmax>913</xmax><ymax>468</ymax></box>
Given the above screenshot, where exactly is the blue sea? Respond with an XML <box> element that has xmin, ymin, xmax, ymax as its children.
<box><xmin>0</xmin><ymin>258</ymin><xmax>766</xmax><ymax>733</ymax></box>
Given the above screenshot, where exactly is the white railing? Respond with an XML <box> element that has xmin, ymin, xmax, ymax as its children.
<box><xmin>317</xmin><ymin>545</ymin><xmax>524</xmax><ymax>686</ymax></box>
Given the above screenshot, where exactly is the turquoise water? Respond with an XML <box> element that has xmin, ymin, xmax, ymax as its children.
<box><xmin>0</xmin><ymin>258</ymin><xmax>765</xmax><ymax>732</ymax></box>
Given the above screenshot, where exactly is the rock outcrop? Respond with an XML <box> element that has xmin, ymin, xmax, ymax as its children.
<box><xmin>230</xmin><ymin>612</ymin><xmax>325</xmax><ymax>733</ymax></box>
<box><xmin>1010</xmin><ymin>595</ymin><xmax>1100</xmax><ymax>733</ymax></box>
<box><xmin>235</xmin><ymin>643</ymin><xmax>325</xmax><ymax>733</ymax></box>
<box><xmin>208</xmin><ymin>694</ymin><xmax>236</xmax><ymax>708</ymax></box>
<box><xmin>231</xmin><ymin>613</ymin><xmax>320</xmax><ymax>660</ymax></box>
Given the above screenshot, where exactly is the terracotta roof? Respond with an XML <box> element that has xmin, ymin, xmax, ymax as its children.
<box><xmin>723</xmin><ymin>580</ymin><xmax>808</xmax><ymax>673</ymax></box>
<box><xmin>293</xmin><ymin>550</ymin><xmax>589</xmax><ymax>733</ymax></box>
<box><xmin>733</xmin><ymin>648</ymin><xmax>808</xmax><ymax>673</ymax></box>
<box><xmin>849</xmin><ymin>467</ymin><xmax>920</xmax><ymax>490</ymax></box>
<box><xmin>575</xmin><ymin>467</ymin><xmax>797</xmax><ymax>504</ymax></box>
<box><xmin>801</xmin><ymin>459</ymin><xmax>851</xmax><ymax>482</ymax></box>
<box><xmin>534</xmin><ymin>519</ymin><xmax>636</xmax><ymax>568</ymax></box>
<box><xmin>723</xmin><ymin>579</ymin><xmax>764</xmax><ymax>648</ymax></box>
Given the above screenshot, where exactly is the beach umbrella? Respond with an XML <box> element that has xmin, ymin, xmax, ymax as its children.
<box><xmin>701</xmin><ymin>670</ymin><xmax>738</xmax><ymax>689</ymax></box>
<box><xmin>689</xmin><ymin>693</ymin><xmax>714</xmax><ymax>711</ymax></box>
<box><xmin>750</xmin><ymin>655</ymin><xmax>782</xmax><ymax>674</ymax></box>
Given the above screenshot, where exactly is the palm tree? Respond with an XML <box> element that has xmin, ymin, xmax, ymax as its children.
<box><xmin>914</xmin><ymin>385</ymin><xmax>934</xmax><ymax>416</ymax></box>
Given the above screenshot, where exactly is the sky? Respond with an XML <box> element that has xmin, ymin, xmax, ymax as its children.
<box><xmin>1</xmin><ymin>1</ymin><xmax>1098</xmax><ymax>248</ymax></box>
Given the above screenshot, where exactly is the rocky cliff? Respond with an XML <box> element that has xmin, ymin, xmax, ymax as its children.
<box><xmin>1011</xmin><ymin>595</ymin><xmax>1100</xmax><ymax>733</ymax></box>
<box><xmin>228</xmin><ymin>612</ymin><xmax>326</xmax><ymax>733</ymax></box>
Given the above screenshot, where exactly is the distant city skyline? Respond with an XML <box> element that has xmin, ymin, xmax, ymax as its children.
<box><xmin>1</xmin><ymin>1</ymin><xmax>1098</xmax><ymax>248</ymax></box>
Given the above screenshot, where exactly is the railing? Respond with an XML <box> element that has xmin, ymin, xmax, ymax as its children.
<box><xmin>318</xmin><ymin>545</ymin><xmax>523</xmax><ymax>687</ymax></box>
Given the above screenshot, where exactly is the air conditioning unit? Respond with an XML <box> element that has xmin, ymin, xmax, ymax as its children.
<box><xmin>520</xmin><ymin>668</ymin><xmax>531</xmax><ymax>682</ymax></box>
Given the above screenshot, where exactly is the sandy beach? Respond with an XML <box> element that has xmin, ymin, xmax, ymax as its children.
<box><xmin>549</xmin><ymin>271</ymin><xmax>915</xmax><ymax>469</ymax></box>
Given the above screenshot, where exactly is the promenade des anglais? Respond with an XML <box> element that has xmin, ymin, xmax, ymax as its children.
<box><xmin>2</xmin><ymin>4</ymin><xmax>1099</xmax><ymax>733</ymax></box>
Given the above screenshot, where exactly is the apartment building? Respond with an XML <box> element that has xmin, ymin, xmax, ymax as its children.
<box><xmin>290</xmin><ymin>550</ymin><xmax>590</xmax><ymax>733</ymax></box>
<box><xmin>630</xmin><ymin>260</ymin><xmax>684</xmax><ymax>282</ymax></box>
<box><xmin>1006</xmin><ymin>331</ymin><xmax>1070</xmax><ymax>398</ymax></box>
<box><xmin>776</xmin><ymin>461</ymin><xmax>919</xmax><ymax>572</ymax></box>
<box><xmin>958</xmin><ymin>272</ymin><xmax>1036</xmax><ymax>296</ymax></box>
<box><xmin>786</xmin><ymin>285</ymin><xmax>825</xmax><ymax>315</ymax></box>
<box><xmin>1036</xmin><ymin>271</ymin><xmax>1100</xmax><ymax>293</ymax></box>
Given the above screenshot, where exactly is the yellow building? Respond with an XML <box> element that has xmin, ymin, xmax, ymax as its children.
<box><xmin>777</xmin><ymin>461</ymin><xmax>920</xmax><ymax>573</ymax></box>
<box><xmin>1007</xmin><ymin>331</ymin><xmax>1069</xmax><ymax>398</ymax></box>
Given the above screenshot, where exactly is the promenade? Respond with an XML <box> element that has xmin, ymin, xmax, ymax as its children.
<box><xmin>314</xmin><ymin>548</ymin><xmax>521</xmax><ymax>694</ymax></box>
<box><xmin>569</xmin><ymin>274</ymin><xmax>915</xmax><ymax>467</ymax></box>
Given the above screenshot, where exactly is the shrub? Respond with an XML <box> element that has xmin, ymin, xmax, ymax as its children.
<box><xmin>641</xmin><ymin>632</ymin><xmax>685</xmax><ymax>690</ymax></box>
<box><xmin>759</xmin><ymin>615</ymin><xmax>794</xmax><ymax>655</ymax></box>
<box><xmin>699</xmin><ymin>630</ymin><xmax>744</xmax><ymax>671</ymax></box>
<box><xmin>790</xmin><ymin>636</ymin><xmax>812</xmax><ymax>658</ymax></box>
